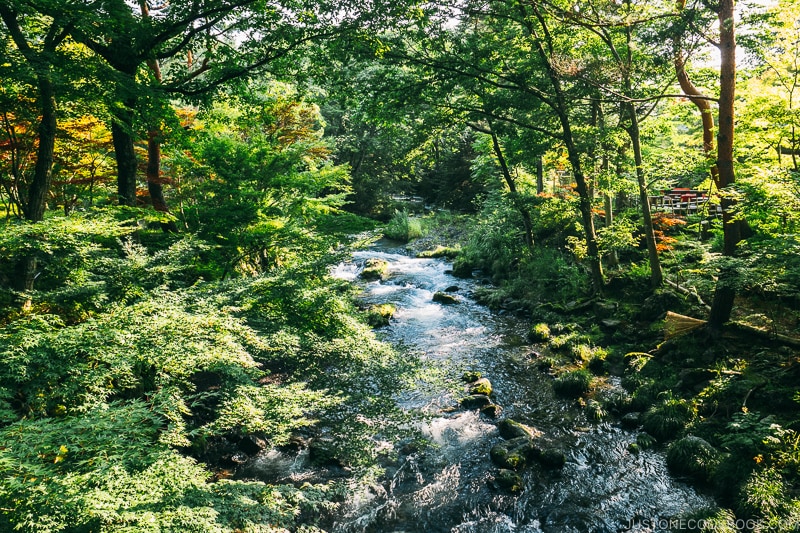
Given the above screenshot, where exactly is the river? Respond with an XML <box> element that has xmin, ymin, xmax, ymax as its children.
<box><xmin>270</xmin><ymin>242</ymin><xmax>715</xmax><ymax>532</ymax></box>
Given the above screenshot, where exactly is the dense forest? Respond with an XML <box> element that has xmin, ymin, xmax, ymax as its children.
<box><xmin>1</xmin><ymin>0</ymin><xmax>799</xmax><ymax>531</ymax></box>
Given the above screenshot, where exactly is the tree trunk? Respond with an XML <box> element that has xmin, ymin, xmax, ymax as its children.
<box><xmin>489</xmin><ymin>129</ymin><xmax>534</xmax><ymax>248</ymax></box>
<box><xmin>24</xmin><ymin>76</ymin><xmax>57</xmax><ymax>222</ymax></box>
<box><xmin>708</xmin><ymin>0</ymin><xmax>740</xmax><ymax>327</ymax></box>
<box><xmin>626</xmin><ymin>102</ymin><xmax>663</xmax><ymax>287</ymax></box>
<box><xmin>674</xmin><ymin>0</ymin><xmax>720</xmax><ymax>187</ymax></box>
<box><xmin>145</xmin><ymin>58</ymin><xmax>179</xmax><ymax>232</ymax></box>
<box><xmin>563</xmin><ymin>122</ymin><xmax>604</xmax><ymax>293</ymax></box>
<box><xmin>111</xmin><ymin>100</ymin><xmax>139</xmax><ymax>207</ymax></box>
<box><xmin>536</xmin><ymin>156</ymin><xmax>544</xmax><ymax>194</ymax></box>
<box><xmin>524</xmin><ymin>4</ymin><xmax>604</xmax><ymax>292</ymax></box>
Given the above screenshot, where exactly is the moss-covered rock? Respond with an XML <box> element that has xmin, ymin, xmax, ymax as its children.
<box><xmin>553</xmin><ymin>369</ymin><xmax>592</xmax><ymax>398</ymax></box>
<box><xmin>461</xmin><ymin>370</ymin><xmax>482</xmax><ymax>383</ymax></box>
<box><xmin>365</xmin><ymin>303</ymin><xmax>396</xmax><ymax>327</ymax></box>
<box><xmin>538</xmin><ymin>448</ymin><xmax>566</xmax><ymax>469</ymax></box>
<box><xmin>417</xmin><ymin>245</ymin><xmax>461</xmax><ymax>259</ymax></box>
<box><xmin>494</xmin><ymin>469</ymin><xmax>523</xmax><ymax>493</ymax></box>
<box><xmin>480</xmin><ymin>403</ymin><xmax>503</xmax><ymax>418</ymax></box>
<box><xmin>433</xmin><ymin>291</ymin><xmax>460</xmax><ymax>305</ymax></box>
<box><xmin>529</xmin><ymin>323</ymin><xmax>551</xmax><ymax>342</ymax></box>
<box><xmin>469</xmin><ymin>377</ymin><xmax>492</xmax><ymax>396</ymax></box>
<box><xmin>498</xmin><ymin>419</ymin><xmax>541</xmax><ymax>440</ymax></box>
<box><xmin>360</xmin><ymin>258</ymin><xmax>389</xmax><ymax>280</ymax></box>
<box><xmin>460</xmin><ymin>394</ymin><xmax>492</xmax><ymax>409</ymax></box>
<box><xmin>585</xmin><ymin>399</ymin><xmax>608</xmax><ymax>422</ymax></box>
<box><xmin>490</xmin><ymin>436</ymin><xmax>536</xmax><ymax>470</ymax></box>
<box><xmin>641</xmin><ymin>394</ymin><xmax>696</xmax><ymax>442</ymax></box>
<box><xmin>620</xmin><ymin>412</ymin><xmax>641</xmax><ymax>429</ymax></box>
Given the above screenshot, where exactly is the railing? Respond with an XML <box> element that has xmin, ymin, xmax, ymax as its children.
<box><xmin>647</xmin><ymin>189</ymin><xmax>721</xmax><ymax>216</ymax></box>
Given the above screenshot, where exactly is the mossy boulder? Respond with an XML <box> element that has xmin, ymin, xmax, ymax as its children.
<box><xmin>480</xmin><ymin>403</ymin><xmax>503</xmax><ymax>418</ymax></box>
<box><xmin>620</xmin><ymin>412</ymin><xmax>641</xmax><ymax>429</ymax></box>
<box><xmin>498</xmin><ymin>419</ymin><xmax>541</xmax><ymax>440</ymax></box>
<box><xmin>360</xmin><ymin>258</ymin><xmax>389</xmax><ymax>281</ymax></box>
<box><xmin>666</xmin><ymin>436</ymin><xmax>721</xmax><ymax>483</ymax></box>
<box><xmin>585</xmin><ymin>399</ymin><xmax>608</xmax><ymax>422</ymax></box>
<box><xmin>538</xmin><ymin>448</ymin><xmax>567</xmax><ymax>469</ymax></box>
<box><xmin>494</xmin><ymin>469</ymin><xmax>523</xmax><ymax>493</ymax></box>
<box><xmin>469</xmin><ymin>377</ymin><xmax>492</xmax><ymax>396</ymax></box>
<box><xmin>365</xmin><ymin>303</ymin><xmax>396</xmax><ymax>327</ymax></box>
<box><xmin>529</xmin><ymin>323</ymin><xmax>551</xmax><ymax>342</ymax></box>
<box><xmin>433</xmin><ymin>291</ymin><xmax>460</xmax><ymax>305</ymax></box>
<box><xmin>460</xmin><ymin>394</ymin><xmax>492</xmax><ymax>409</ymax></box>
<box><xmin>461</xmin><ymin>371</ymin><xmax>482</xmax><ymax>383</ymax></box>
<box><xmin>451</xmin><ymin>260</ymin><xmax>474</xmax><ymax>278</ymax></box>
<box><xmin>417</xmin><ymin>245</ymin><xmax>461</xmax><ymax>259</ymax></box>
<box><xmin>490</xmin><ymin>436</ymin><xmax>537</xmax><ymax>470</ymax></box>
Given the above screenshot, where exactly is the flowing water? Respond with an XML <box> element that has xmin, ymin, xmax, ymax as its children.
<box><xmin>262</xmin><ymin>242</ymin><xmax>714</xmax><ymax>532</ymax></box>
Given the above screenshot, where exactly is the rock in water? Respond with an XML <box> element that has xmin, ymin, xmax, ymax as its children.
<box><xmin>433</xmin><ymin>291</ymin><xmax>460</xmax><ymax>305</ymax></box>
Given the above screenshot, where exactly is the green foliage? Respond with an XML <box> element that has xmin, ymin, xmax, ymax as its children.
<box><xmin>641</xmin><ymin>392</ymin><xmax>696</xmax><ymax>442</ymax></box>
<box><xmin>383</xmin><ymin>210</ymin><xmax>429</xmax><ymax>242</ymax></box>
<box><xmin>719</xmin><ymin>410</ymin><xmax>788</xmax><ymax>459</ymax></box>
<box><xmin>529</xmin><ymin>322</ymin><xmax>551</xmax><ymax>341</ymax></box>
<box><xmin>553</xmin><ymin>369</ymin><xmax>592</xmax><ymax>398</ymax></box>
<box><xmin>666</xmin><ymin>436</ymin><xmax>722</xmax><ymax>483</ymax></box>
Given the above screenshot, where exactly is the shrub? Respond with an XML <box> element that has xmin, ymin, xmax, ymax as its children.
<box><xmin>737</xmin><ymin>467</ymin><xmax>785</xmax><ymax>520</ymax></box>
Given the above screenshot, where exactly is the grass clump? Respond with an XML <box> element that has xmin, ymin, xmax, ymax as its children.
<box><xmin>384</xmin><ymin>210</ymin><xmax>428</xmax><ymax>242</ymax></box>
<box><xmin>553</xmin><ymin>369</ymin><xmax>592</xmax><ymax>398</ymax></box>
<box><xmin>641</xmin><ymin>393</ymin><xmax>696</xmax><ymax>442</ymax></box>
<box><xmin>666</xmin><ymin>435</ymin><xmax>721</xmax><ymax>483</ymax></box>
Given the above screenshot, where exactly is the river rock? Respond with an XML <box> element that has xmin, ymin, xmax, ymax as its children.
<box><xmin>494</xmin><ymin>469</ymin><xmax>523</xmax><ymax>493</ymax></box>
<box><xmin>309</xmin><ymin>437</ymin><xmax>345</xmax><ymax>467</ymax></box>
<box><xmin>433</xmin><ymin>291</ymin><xmax>459</xmax><ymax>305</ymax></box>
<box><xmin>593</xmin><ymin>300</ymin><xmax>618</xmax><ymax>319</ymax></box>
<box><xmin>480</xmin><ymin>403</ymin><xmax>503</xmax><ymax>418</ymax></box>
<box><xmin>538</xmin><ymin>448</ymin><xmax>566</xmax><ymax>469</ymax></box>
<box><xmin>460</xmin><ymin>394</ymin><xmax>492</xmax><ymax>409</ymax></box>
<box><xmin>237</xmin><ymin>433</ymin><xmax>269</xmax><ymax>456</ymax></box>
<box><xmin>620</xmin><ymin>412</ymin><xmax>641</xmax><ymax>429</ymax></box>
<box><xmin>498</xmin><ymin>419</ymin><xmax>541</xmax><ymax>440</ymax></box>
<box><xmin>490</xmin><ymin>436</ymin><xmax>537</xmax><ymax>470</ymax></box>
<box><xmin>469</xmin><ymin>377</ymin><xmax>493</xmax><ymax>396</ymax></box>
<box><xmin>360</xmin><ymin>258</ymin><xmax>389</xmax><ymax>280</ymax></box>
<box><xmin>445</xmin><ymin>285</ymin><xmax>461</xmax><ymax>292</ymax></box>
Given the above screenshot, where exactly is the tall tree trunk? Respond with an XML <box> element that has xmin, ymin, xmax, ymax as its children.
<box><xmin>145</xmin><ymin>58</ymin><xmax>179</xmax><ymax>232</ymax></box>
<box><xmin>675</xmin><ymin>0</ymin><xmax>720</xmax><ymax>187</ymax></box>
<box><xmin>536</xmin><ymin>156</ymin><xmax>544</xmax><ymax>194</ymax></box>
<box><xmin>489</xmin><ymin>129</ymin><xmax>534</xmax><ymax>248</ymax></box>
<box><xmin>0</xmin><ymin>6</ymin><xmax>64</xmax><ymax>295</ymax></box>
<box><xmin>111</xmin><ymin>99</ymin><xmax>139</xmax><ymax>207</ymax></box>
<box><xmin>525</xmin><ymin>4</ymin><xmax>604</xmax><ymax>292</ymax></box>
<box><xmin>24</xmin><ymin>76</ymin><xmax>57</xmax><ymax>223</ymax></box>
<box><xmin>626</xmin><ymin>103</ymin><xmax>663</xmax><ymax>287</ymax></box>
<box><xmin>708</xmin><ymin>0</ymin><xmax>740</xmax><ymax>327</ymax></box>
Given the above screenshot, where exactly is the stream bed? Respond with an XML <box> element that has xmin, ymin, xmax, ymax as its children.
<box><xmin>266</xmin><ymin>242</ymin><xmax>715</xmax><ymax>532</ymax></box>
